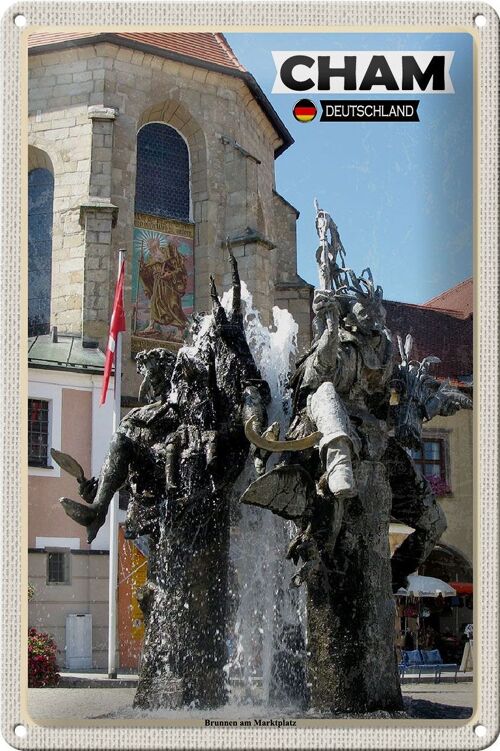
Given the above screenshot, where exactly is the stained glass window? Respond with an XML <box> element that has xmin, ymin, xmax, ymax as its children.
<box><xmin>28</xmin><ymin>168</ymin><xmax>54</xmax><ymax>336</ymax></box>
<box><xmin>135</xmin><ymin>123</ymin><xmax>190</xmax><ymax>221</ymax></box>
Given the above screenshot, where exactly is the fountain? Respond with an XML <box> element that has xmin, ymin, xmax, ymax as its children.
<box><xmin>52</xmin><ymin>208</ymin><xmax>472</xmax><ymax>716</ymax></box>
<box><xmin>241</xmin><ymin>204</ymin><xmax>472</xmax><ymax>714</ymax></box>
<box><xmin>224</xmin><ymin>283</ymin><xmax>307</xmax><ymax>709</ymax></box>
<box><xmin>56</xmin><ymin>249</ymin><xmax>272</xmax><ymax>710</ymax></box>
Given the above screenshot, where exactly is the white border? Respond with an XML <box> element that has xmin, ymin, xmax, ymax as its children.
<box><xmin>1</xmin><ymin>2</ymin><xmax>498</xmax><ymax>750</ymax></box>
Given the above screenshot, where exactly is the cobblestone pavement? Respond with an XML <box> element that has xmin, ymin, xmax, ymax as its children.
<box><xmin>27</xmin><ymin>682</ymin><xmax>473</xmax><ymax>722</ymax></box>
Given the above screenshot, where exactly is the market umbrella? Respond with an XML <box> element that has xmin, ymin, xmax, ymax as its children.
<box><xmin>396</xmin><ymin>574</ymin><xmax>457</xmax><ymax>598</ymax></box>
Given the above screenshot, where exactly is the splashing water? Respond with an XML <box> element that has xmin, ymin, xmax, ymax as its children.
<box><xmin>223</xmin><ymin>283</ymin><xmax>307</xmax><ymax>708</ymax></box>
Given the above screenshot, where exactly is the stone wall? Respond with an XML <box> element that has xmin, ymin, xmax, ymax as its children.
<box><xmin>28</xmin><ymin>41</ymin><xmax>312</xmax><ymax>399</ymax></box>
<box><xmin>28</xmin><ymin>49</ymin><xmax>94</xmax><ymax>334</ymax></box>
<box><xmin>28</xmin><ymin>550</ymin><xmax>109</xmax><ymax>669</ymax></box>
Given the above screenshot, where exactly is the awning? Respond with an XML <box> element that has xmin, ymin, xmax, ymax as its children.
<box><xmin>448</xmin><ymin>581</ymin><xmax>473</xmax><ymax>595</ymax></box>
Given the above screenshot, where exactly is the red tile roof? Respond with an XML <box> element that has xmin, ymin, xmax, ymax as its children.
<box><xmin>384</xmin><ymin>300</ymin><xmax>472</xmax><ymax>383</ymax></box>
<box><xmin>27</xmin><ymin>31</ymin><xmax>292</xmax><ymax>156</ymax></box>
<box><xmin>423</xmin><ymin>278</ymin><xmax>473</xmax><ymax>319</ymax></box>
<box><xmin>28</xmin><ymin>31</ymin><xmax>246</xmax><ymax>72</ymax></box>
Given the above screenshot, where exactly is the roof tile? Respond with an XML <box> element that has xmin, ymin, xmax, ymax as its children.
<box><xmin>28</xmin><ymin>31</ymin><xmax>246</xmax><ymax>72</ymax></box>
<box><xmin>423</xmin><ymin>278</ymin><xmax>473</xmax><ymax>319</ymax></box>
<box><xmin>384</xmin><ymin>299</ymin><xmax>473</xmax><ymax>382</ymax></box>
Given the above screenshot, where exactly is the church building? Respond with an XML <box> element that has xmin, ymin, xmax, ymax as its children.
<box><xmin>27</xmin><ymin>31</ymin><xmax>312</xmax><ymax>669</ymax></box>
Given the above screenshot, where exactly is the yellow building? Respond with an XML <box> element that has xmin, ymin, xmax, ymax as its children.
<box><xmin>386</xmin><ymin>278</ymin><xmax>473</xmax><ymax>640</ymax></box>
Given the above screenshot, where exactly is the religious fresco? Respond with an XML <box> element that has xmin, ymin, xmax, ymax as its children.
<box><xmin>131</xmin><ymin>213</ymin><xmax>194</xmax><ymax>353</ymax></box>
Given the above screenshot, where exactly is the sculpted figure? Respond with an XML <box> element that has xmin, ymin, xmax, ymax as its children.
<box><xmin>242</xmin><ymin>206</ymin><xmax>472</xmax><ymax>714</ymax></box>
<box><xmin>291</xmin><ymin>271</ymin><xmax>391</xmax><ymax>499</ymax></box>
<box><xmin>54</xmin><ymin>250</ymin><xmax>270</xmax><ymax>711</ymax></box>
<box><xmin>386</xmin><ymin>335</ymin><xmax>472</xmax><ymax>590</ymax></box>
<box><xmin>56</xmin><ymin>348</ymin><xmax>177</xmax><ymax>543</ymax></box>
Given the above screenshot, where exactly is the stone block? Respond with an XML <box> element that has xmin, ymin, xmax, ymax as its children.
<box><xmin>95</xmin><ymin>43</ymin><xmax>118</xmax><ymax>58</ymax></box>
<box><xmin>86</xmin><ymin>258</ymin><xmax>100</xmax><ymax>271</ymax></box>
<box><xmin>69</xmin><ymin>81</ymin><xmax>95</xmax><ymax>97</ymax></box>
<box><xmin>43</xmin><ymin>127</ymin><xmax>70</xmax><ymax>141</ymax></box>
<box><xmin>88</xmin><ymin>92</ymin><xmax>102</xmax><ymax>106</ymax></box>
<box><xmin>86</xmin><ymin>218</ymin><xmax>112</xmax><ymax>232</ymax></box>
<box><xmin>92</xmin><ymin>147</ymin><xmax>112</xmax><ymax>162</ymax></box>
<box><xmin>90</xmin><ymin>270</ymin><xmax>108</xmax><ymax>284</ymax></box>
<box><xmin>91</xmin><ymin>134</ymin><xmax>105</xmax><ymax>148</ymax></box>
<box><xmin>77</xmin><ymin>47</ymin><xmax>97</xmax><ymax>61</ymax></box>
<box><xmin>192</xmin><ymin>69</ymin><xmax>208</xmax><ymax>84</ymax></box>
<box><xmin>195</xmin><ymin>257</ymin><xmax>210</xmax><ymax>274</ymax></box>
<box><xmin>92</xmin><ymin>115</ymin><xmax>115</xmax><ymax>130</ymax></box>
<box><xmin>206</xmin><ymin>71</ymin><xmax>222</xmax><ymax>86</ymax></box>
<box><xmin>28</xmin><ymin>56</ymin><xmax>43</xmax><ymax>69</ymax></box>
<box><xmin>229</xmin><ymin>245</ymin><xmax>245</xmax><ymax>259</ymax></box>
<box><xmin>111</xmin><ymin>167</ymin><xmax>123</xmax><ymax>184</ymax></box>
<box><xmin>131</xmin><ymin>51</ymin><xmax>145</xmax><ymax>66</ymax></box>
<box><xmin>68</xmin><ymin>93</ymin><xmax>90</xmax><ymax>107</ymax></box>
<box><xmin>59</xmin><ymin>171</ymin><xmax>85</xmax><ymax>186</ymax></box>
<box><xmin>112</xmin><ymin>59</ymin><xmax>136</xmax><ymax>76</ymax></box>
<box><xmin>48</xmin><ymin>84</ymin><xmax>71</xmax><ymax>100</ymax></box>
<box><xmin>116</xmin><ymin>48</ymin><xmax>133</xmax><ymax>62</ymax></box>
<box><xmin>178</xmin><ymin>64</ymin><xmax>195</xmax><ymax>81</ymax></box>
<box><xmin>170</xmin><ymin>113</ymin><xmax>189</xmax><ymax>130</ymax></box>
<box><xmin>73</xmin><ymin>71</ymin><xmax>93</xmax><ymax>83</ymax></box>
<box><xmin>150</xmin><ymin>57</ymin><xmax>164</xmax><ymax>71</ymax></box>
<box><xmin>28</xmin><ymin>86</ymin><xmax>55</xmax><ymax>102</ymax></box>
<box><xmin>57</xmin><ymin>116</ymin><xmax>78</xmax><ymax>129</ymax></box>
<box><xmin>87</xmin><ymin>57</ymin><xmax>105</xmax><ymax>70</ymax></box>
<box><xmin>60</xmin><ymin>256</ymin><xmax>84</xmax><ymax>273</ymax></box>
<box><xmin>70</xmin><ymin>271</ymin><xmax>84</xmax><ymax>284</ymax></box>
<box><xmin>162</xmin><ymin>60</ymin><xmax>181</xmax><ymax>76</ymax></box>
<box><xmin>63</xmin><ymin>233</ymin><xmax>84</xmax><ymax>249</ymax></box>
<box><xmin>46</xmin><ymin>97</ymin><xmax>72</xmax><ymax>109</ymax></box>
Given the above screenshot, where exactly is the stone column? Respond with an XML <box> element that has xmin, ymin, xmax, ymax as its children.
<box><xmin>225</xmin><ymin>231</ymin><xmax>275</xmax><ymax>326</ymax></box>
<box><xmin>306</xmin><ymin>461</ymin><xmax>404</xmax><ymax>714</ymax></box>
<box><xmin>80</xmin><ymin>106</ymin><xmax>119</xmax><ymax>343</ymax></box>
<box><xmin>79</xmin><ymin>201</ymin><xmax>118</xmax><ymax>343</ymax></box>
<box><xmin>274</xmin><ymin>281</ymin><xmax>314</xmax><ymax>355</ymax></box>
<box><xmin>221</xmin><ymin>136</ymin><xmax>274</xmax><ymax>325</ymax></box>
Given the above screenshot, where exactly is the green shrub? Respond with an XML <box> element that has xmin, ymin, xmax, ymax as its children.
<box><xmin>28</xmin><ymin>628</ymin><xmax>60</xmax><ymax>687</ymax></box>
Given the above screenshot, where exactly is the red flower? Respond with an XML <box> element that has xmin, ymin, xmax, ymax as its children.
<box><xmin>28</xmin><ymin>628</ymin><xmax>60</xmax><ymax>687</ymax></box>
<box><xmin>425</xmin><ymin>474</ymin><xmax>452</xmax><ymax>496</ymax></box>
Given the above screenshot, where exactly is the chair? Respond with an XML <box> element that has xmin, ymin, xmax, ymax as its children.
<box><xmin>399</xmin><ymin>649</ymin><xmax>458</xmax><ymax>683</ymax></box>
<box><xmin>399</xmin><ymin>649</ymin><xmax>430</xmax><ymax>682</ymax></box>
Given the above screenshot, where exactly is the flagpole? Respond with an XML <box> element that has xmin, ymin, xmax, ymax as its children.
<box><xmin>108</xmin><ymin>248</ymin><xmax>125</xmax><ymax>679</ymax></box>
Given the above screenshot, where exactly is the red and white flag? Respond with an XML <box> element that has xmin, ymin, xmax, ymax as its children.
<box><xmin>100</xmin><ymin>258</ymin><xmax>126</xmax><ymax>406</ymax></box>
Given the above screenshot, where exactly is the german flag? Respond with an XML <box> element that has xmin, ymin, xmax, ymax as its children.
<box><xmin>293</xmin><ymin>99</ymin><xmax>317</xmax><ymax>123</ymax></box>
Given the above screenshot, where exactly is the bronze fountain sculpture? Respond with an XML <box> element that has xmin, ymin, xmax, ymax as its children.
<box><xmin>53</xmin><ymin>212</ymin><xmax>471</xmax><ymax>714</ymax></box>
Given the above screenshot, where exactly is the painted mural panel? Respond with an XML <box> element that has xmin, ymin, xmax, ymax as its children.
<box><xmin>131</xmin><ymin>213</ymin><xmax>194</xmax><ymax>353</ymax></box>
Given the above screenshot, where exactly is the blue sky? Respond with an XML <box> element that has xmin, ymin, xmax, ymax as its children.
<box><xmin>225</xmin><ymin>33</ymin><xmax>473</xmax><ymax>304</ymax></box>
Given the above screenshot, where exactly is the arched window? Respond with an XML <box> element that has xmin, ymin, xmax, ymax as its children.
<box><xmin>135</xmin><ymin>123</ymin><xmax>190</xmax><ymax>221</ymax></box>
<box><xmin>28</xmin><ymin>167</ymin><xmax>54</xmax><ymax>336</ymax></box>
